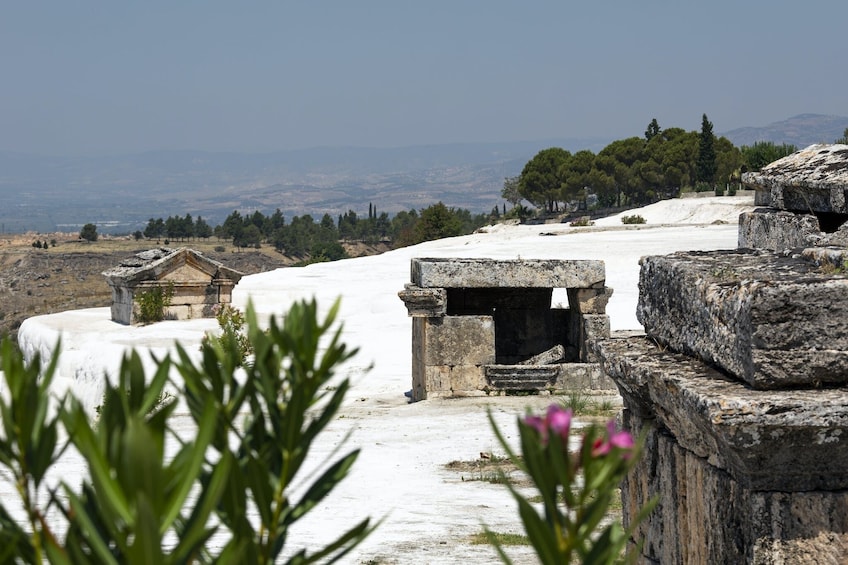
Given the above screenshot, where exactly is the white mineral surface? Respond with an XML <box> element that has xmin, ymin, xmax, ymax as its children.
<box><xmin>13</xmin><ymin>195</ymin><xmax>754</xmax><ymax>564</ymax></box>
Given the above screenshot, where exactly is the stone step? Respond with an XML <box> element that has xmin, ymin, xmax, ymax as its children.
<box><xmin>484</xmin><ymin>365</ymin><xmax>560</xmax><ymax>391</ymax></box>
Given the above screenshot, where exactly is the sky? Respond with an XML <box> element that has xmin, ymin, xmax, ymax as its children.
<box><xmin>1</xmin><ymin>1</ymin><xmax>846</xmax><ymax>156</ymax></box>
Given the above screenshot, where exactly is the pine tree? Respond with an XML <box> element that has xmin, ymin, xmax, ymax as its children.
<box><xmin>696</xmin><ymin>114</ymin><xmax>717</xmax><ymax>186</ymax></box>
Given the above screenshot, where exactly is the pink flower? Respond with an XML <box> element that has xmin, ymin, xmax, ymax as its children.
<box><xmin>546</xmin><ymin>405</ymin><xmax>572</xmax><ymax>438</ymax></box>
<box><xmin>591</xmin><ymin>420</ymin><xmax>635</xmax><ymax>458</ymax></box>
<box><xmin>523</xmin><ymin>405</ymin><xmax>573</xmax><ymax>446</ymax></box>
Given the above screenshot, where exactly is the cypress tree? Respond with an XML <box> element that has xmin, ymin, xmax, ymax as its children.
<box><xmin>645</xmin><ymin>118</ymin><xmax>661</xmax><ymax>140</ymax></box>
<box><xmin>696</xmin><ymin>113</ymin><xmax>717</xmax><ymax>186</ymax></box>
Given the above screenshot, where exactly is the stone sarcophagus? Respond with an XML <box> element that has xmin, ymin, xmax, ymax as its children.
<box><xmin>740</xmin><ymin>144</ymin><xmax>848</xmax><ymax>250</ymax></box>
<box><xmin>399</xmin><ymin>258</ymin><xmax>614</xmax><ymax>401</ymax></box>
<box><xmin>103</xmin><ymin>247</ymin><xmax>243</xmax><ymax>325</ymax></box>
<box><xmin>596</xmin><ymin>247</ymin><xmax>848</xmax><ymax>563</ymax></box>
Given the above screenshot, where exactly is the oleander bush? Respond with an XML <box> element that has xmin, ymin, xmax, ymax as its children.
<box><xmin>0</xmin><ymin>299</ymin><xmax>375</xmax><ymax>563</ymax></box>
<box><xmin>488</xmin><ymin>405</ymin><xmax>656</xmax><ymax>564</ymax></box>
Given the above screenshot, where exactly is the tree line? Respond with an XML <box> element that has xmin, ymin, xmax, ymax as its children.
<box><xmin>504</xmin><ymin>115</ymin><xmax>800</xmax><ymax>214</ymax></box>
<box><xmin>84</xmin><ymin>116</ymin><xmax>838</xmax><ymax>250</ymax></box>
<box><xmin>136</xmin><ymin>202</ymin><xmax>493</xmax><ymax>259</ymax></box>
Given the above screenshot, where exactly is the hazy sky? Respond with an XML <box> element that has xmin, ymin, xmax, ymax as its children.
<box><xmin>2</xmin><ymin>1</ymin><xmax>845</xmax><ymax>156</ymax></box>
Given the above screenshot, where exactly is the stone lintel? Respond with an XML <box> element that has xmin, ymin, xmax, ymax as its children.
<box><xmin>397</xmin><ymin>284</ymin><xmax>447</xmax><ymax>317</ymax></box>
<box><xmin>594</xmin><ymin>336</ymin><xmax>848</xmax><ymax>491</ymax></box>
<box><xmin>741</xmin><ymin>144</ymin><xmax>848</xmax><ymax>214</ymax></box>
<box><xmin>638</xmin><ymin>249</ymin><xmax>848</xmax><ymax>388</ymax></box>
<box><xmin>411</xmin><ymin>258</ymin><xmax>605</xmax><ymax>289</ymax></box>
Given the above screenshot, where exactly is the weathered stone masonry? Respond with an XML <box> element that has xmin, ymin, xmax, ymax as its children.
<box><xmin>399</xmin><ymin>258</ymin><xmax>614</xmax><ymax>401</ymax></box>
<box><xmin>595</xmin><ymin>145</ymin><xmax>848</xmax><ymax>563</ymax></box>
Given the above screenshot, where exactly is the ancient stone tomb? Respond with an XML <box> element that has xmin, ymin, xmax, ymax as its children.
<box><xmin>740</xmin><ymin>143</ymin><xmax>848</xmax><ymax>250</ymax></box>
<box><xmin>102</xmin><ymin>247</ymin><xmax>243</xmax><ymax>325</ymax></box>
<box><xmin>596</xmin><ymin>247</ymin><xmax>848</xmax><ymax>564</ymax></box>
<box><xmin>398</xmin><ymin>258</ymin><xmax>613</xmax><ymax>401</ymax></box>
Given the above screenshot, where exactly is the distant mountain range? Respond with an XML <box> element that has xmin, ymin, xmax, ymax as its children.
<box><xmin>0</xmin><ymin>138</ymin><xmax>611</xmax><ymax>234</ymax></box>
<box><xmin>721</xmin><ymin>113</ymin><xmax>848</xmax><ymax>147</ymax></box>
<box><xmin>0</xmin><ymin>114</ymin><xmax>844</xmax><ymax>234</ymax></box>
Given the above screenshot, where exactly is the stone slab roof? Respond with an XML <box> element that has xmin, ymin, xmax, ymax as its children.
<box><xmin>742</xmin><ymin>144</ymin><xmax>848</xmax><ymax>213</ymax></box>
<box><xmin>410</xmin><ymin>257</ymin><xmax>605</xmax><ymax>288</ymax></box>
<box><xmin>102</xmin><ymin>247</ymin><xmax>243</xmax><ymax>286</ymax></box>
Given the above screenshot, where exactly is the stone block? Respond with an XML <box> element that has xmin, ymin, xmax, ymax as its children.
<box><xmin>423</xmin><ymin>365</ymin><xmax>451</xmax><ymax>396</ymax></box>
<box><xmin>637</xmin><ymin>249</ymin><xmax>848</xmax><ymax>388</ymax></box>
<box><xmin>555</xmin><ymin>363</ymin><xmax>616</xmax><ymax>391</ymax></box>
<box><xmin>421</xmin><ymin>316</ymin><xmax>495</xmax><ymax>366</ymax></box>
<box><xmin>738</xmin><ymin>208</ymin><xmax>822</xmax><ymax>250</ymax></box>
<box><xmin>411</xmin><ymin>257</ymin><xmax>605</xmax><ymax>289</ymax></box>
<box><xmin>520</xmin><ymin>344</ymin><xmax>565</xmax><ymax>365</ymax></box>
<box><xmin>398</xmin><ymin>284</ymin><xmax>447</xmax><ymax>317</ymax></box>
<box><xmin>580</xmin><ymin>314</ymin><xmax>610</xmax><ymax>362</ymax></box>
<box><xmin>620</xmin><ymin>410</ymin><xmax>848</xmax><ymax>565</ymax></box>
<box><xmin>567</xmin><ymin>287</ymin><xmax>614</xmax><ymax>314</ymax></box>
<box><xmin>594</xmin><ymin>336</ymin><xmax>848</xmax><ymax>491</ymax></box>
<box><xmin>448</xmin><ymin>365</ymin><xmax>487</xmax><ymax>395</ymax></box>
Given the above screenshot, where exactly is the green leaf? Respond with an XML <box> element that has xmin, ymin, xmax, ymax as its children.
<box><xmin>245</xmin><ymin>457</ymin><xmax>274</xmax><ymax>527</ymax></box>
<box><xmin>127</xmin><ymin>495</ymin><xmax>164</xmax><ymax>565</ymax></box>
<box><xmin>482</xmin><ymin>526</ymin><xmax>515</xmax><ymax>565</ymax></box>
<box><xmin>161</xmin><ymin>397</ymin><xmax>218</xmax><ymax>533</ymax></box>
<box><xmin>62</xmin><ymin>399</ymin><xmax>133</xmax><ymax>527</ymax></box>
<box><xmin>286</xmin><ymin>450</ymin><xmax>360</xmax><ymax>525</ymax></box>
<box><xmin>172</xmin><ymin>450</ymin><xmax>234</xmax><ymax>563</ymax></box>
<box><xmin>288</xmin><ymin>517</ymin><xmax>376</xmax><ymax>565</ymax></box>
<box><xmin>514</xmin><ymin>494</ymin><xmax>562</xmax><ymax>564</ymax></box>
<box><xmin>63</xmin><ymin>486</ymin><xmax>121</xmax><ymax>565</ymax></box>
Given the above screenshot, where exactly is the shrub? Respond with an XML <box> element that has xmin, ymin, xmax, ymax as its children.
<box><xmin>134</xmin><ymin>282</ymin><xmax>174</xmax><ymax>324</ymax></box>
<box><xmin>569</xmin><ymin>216</ymin><xmax>593</xmax><ymax>227</ymax></box>
<box><xmin>0</xmin><ymin>299</ymin><xmax>375</xmax><ymax>562</ymax></box>
<box><xmin>79</xmin><ymin>223</ymin><xmax>98</xmax><ymax>242</ymax></box>
<box><xmin>621</xmin><ymin>214</ymin><xmax>646</xmax><ymax>225</ymax></box>
<box><xmin>214</xmin><ymin>245</ymin><xmax>226</xmax><ymax>253</ymax></box>
<box><xmin>201</xmin><ymin>304</ymin><xmax>253</xmax><ymax>365</ymax></box>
